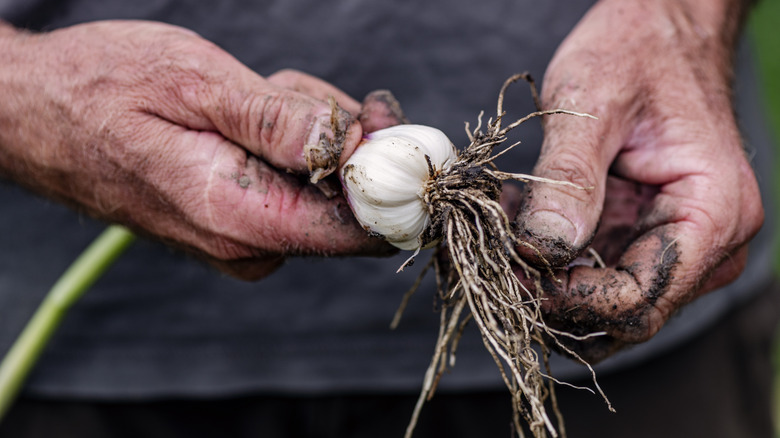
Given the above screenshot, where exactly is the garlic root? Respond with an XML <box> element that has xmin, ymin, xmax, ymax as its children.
<box><xmin>342</xmin><ymin>74</ymin><xmax>612</xmax><ymax>438</ymax></box>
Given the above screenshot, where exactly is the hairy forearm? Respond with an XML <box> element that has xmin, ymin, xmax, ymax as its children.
<box><xmin>0</xmin><ymin>23</ymin><xmax>39</xmax><ymax>184</ymax></box>
<box><xmin>592</xmin><ymin>0</ymin><xmax>752</xmax><ymax>82</ymax></box>
<box><xmin>0</xmin><ymin>24</ymin><xmax>78</xmax><ymax>203</ymax></box>
<box><xmin>0</xmin><ymin>22</ymin><xmax>132</xmax><ymax>228</ymax></box>
<box><xmin>544</xmin><ymin>0</ymin><xmax>754</xmax><ymax>129</ymax></box>
<box><xmin>675</xmin><ymin>0</ymin><xmax>754</xmax><ymax>38</ymax></box>
<box><xmin>668</xmin><ymin>0</ymin><xmax>752</xmax><ymax>77</ymax></box>
<box><xmin>596</xmin><ymin>0</ymin><xmax>753</xmax><ymax>40</ymax></box>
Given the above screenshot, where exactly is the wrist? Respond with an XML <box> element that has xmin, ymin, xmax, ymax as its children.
<box><xmin>0</xmin><ymin>26</ymin><xmax>67</xmax><ymax>194</ymax></box>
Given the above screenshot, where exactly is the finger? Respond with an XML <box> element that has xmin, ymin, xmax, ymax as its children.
<box><xmin>141</xmin><ymin>53</ymin><xmax>362</xmax><ymax>182</ymax></box>
<box><xmin>358</xmin><ymin>89</ymin><xmax>410</xmax><ymax>133</ymax></box>
<box><xmin>539</xmin><ymin>225</ymin><xmax>685</xmax><ymax>345</ymax></box>
<box><xmin>534</xmin><ymin>137</ymin><xmax>762</xmax><ymax>353</ymax></box>
<box><xmin>208</xmin><ymin>79</ymin><xmax>362</xmax><ymax>184</ymax></box>
<box><xmin>267</xmin><ymin>69</ymin><xmax>362</xmax><ymax>115</ymax></box>
<box><xmin>514</xmin><ymin>62</ymin><xmax>641</xmax><ymax>267</ymax></box>
<box><xmin>515</xmin><ymin>112</ymin><xmax>622</xmax><ymax>267</ymax></box>
<box><xmin>540</xmin><ymin>215</ymin><xmax>749</xmax><ymax>345</ymax></box>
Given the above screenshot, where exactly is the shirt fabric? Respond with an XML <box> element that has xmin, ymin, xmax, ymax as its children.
<box><xmin>0</xmin><ymin>0</ymin><xmax>775</xmax><ymax>398</ymax></box>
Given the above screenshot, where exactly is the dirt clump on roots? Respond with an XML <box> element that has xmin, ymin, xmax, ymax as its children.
<box><xmin>393</xmin><ymin>73</ymin><xmax>613</xmax><ymax>438</ymax></box>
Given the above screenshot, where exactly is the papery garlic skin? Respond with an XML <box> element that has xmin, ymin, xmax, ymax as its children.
<box><xmin>341</xmin><ymin>125</ymin><xmax>458</xmax><ymax>250</ymax></box>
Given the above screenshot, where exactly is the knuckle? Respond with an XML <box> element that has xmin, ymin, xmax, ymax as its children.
<box><xmin>535</xmin><ymin>152</ymin><xmax>600</xmax><ymax>204</ymax></box>
<box><xmin>255</xmin><ymin>91</ymin><xmax>287</xmax><ymax>150</ymax></box>
<box><xmin>539</xmin><ymin>151</ymin><xmax>597</xmax><ymax>188</ymax></box>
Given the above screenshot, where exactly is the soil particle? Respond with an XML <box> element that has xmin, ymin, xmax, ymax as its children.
<box><xmin>645</xmin><ymin>236</ymin><xmax>678</xmax><ymax>303</ymax></box>
<box><xmin>576</xmin><ymin>283</ymin><xmax>596</xmax><ymax>297</ymax></box>
<box><xmin>548</xmin><ymin>229</ymin><xmax>681</xmax><ymax>348</ymax></box>
<box><xmin>522</xmin><ymin>232</ymin><xmax>580</xmax><ymax>267</ymax></box>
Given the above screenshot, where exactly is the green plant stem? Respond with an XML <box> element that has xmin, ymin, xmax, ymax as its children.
<box><xmin>0</xmin><ymin>225</ymin><xmax>135</xmax><ymax>421</ymax></box>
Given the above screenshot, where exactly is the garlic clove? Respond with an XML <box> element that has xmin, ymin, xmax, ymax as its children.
<box><xmin>349</xmin><ymin>200</ymin><xmax>429</xmax><ymax>250</ymax></box>
<box><xmin>341</xmin><ymin>124</ymin><xmax>457</xmax><ymax>250</ymax></box>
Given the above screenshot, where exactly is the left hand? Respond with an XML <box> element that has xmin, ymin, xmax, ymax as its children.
<box><xmin>514</xmin><ymin>0</ymin><xmax>763</xmax><ymax>362</ymax></box>
<box><xmin>0</xmin><ymin>21</ymin><xmax>400</xmax><ymax>281</ymax></box>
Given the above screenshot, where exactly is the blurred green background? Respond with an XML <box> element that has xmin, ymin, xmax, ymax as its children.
<box><xmin>749</xmin><ymin>0</ymin><xmax>780</xmax><ymax>434</ymax></box>
<box><xmin>752</xmin><ymin>2</ymin><xmax>780</xmax><ymax>203</ymax></box>
<box><xmin>752</xmin><ymin>1</ymin><xmax>780</xmax><ymax>151</ymax></box>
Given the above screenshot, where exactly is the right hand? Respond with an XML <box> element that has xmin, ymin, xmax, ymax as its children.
<box><xmin>0</xmin><ymin>20</ymin><xmax>395</xmax><ymax>279</ymax></box>
<box><xmin>512</xmin><ymin>0</ymin><xmax>762</xmax><ymax>362</ymax></box>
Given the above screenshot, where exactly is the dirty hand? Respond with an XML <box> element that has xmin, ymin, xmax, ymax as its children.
<box><xmin>514</xmin><ymin>0</ymin><xmax>763</xmax><ymax>362</ymax></box>
<box><xmin>0</xmin><ymin>20</ymin><xmax>395</xmax><ymax>280</ymax></box>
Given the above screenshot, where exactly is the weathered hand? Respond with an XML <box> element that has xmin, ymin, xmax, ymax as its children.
<box><xmin>0</xmin><ymin>20</ymin><xmax>394</xmax><ymax>280</ymax></box>
<box><xmin>514</xmin><ymin>0</ymin><xmax>762</xmax><ymax>361</ymax></box>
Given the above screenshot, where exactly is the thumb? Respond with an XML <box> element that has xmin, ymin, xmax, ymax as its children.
<box><xmin>211</xmin><ymin>78</ymin><xmax>363</xmax><ymax>184</ymax></box>
<box><xmin>515</xmin><ymin>106</ymin><xmax>617</xmax><ymax>267</ymax></box>
<box><xmin>147</xmin><ymin>61</ymin><xmax>362</xmax><ymax>183</ymax></box>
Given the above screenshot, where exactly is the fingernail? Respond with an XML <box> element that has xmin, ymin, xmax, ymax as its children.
<box><xmin>359</xmin><ymin>89</ymin><xmax>410</xmax><ymax>133</ymax></box>
<box><xmin>524</xmin><ymin>210</ymin><xmax>578</xmax><ymax>246</ymax></box>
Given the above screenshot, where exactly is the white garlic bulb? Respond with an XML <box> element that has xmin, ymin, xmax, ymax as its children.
<box><xmin>341</xmin><ymin>124</ymin><xmax>458</xmax><ymax>250</ymax></box>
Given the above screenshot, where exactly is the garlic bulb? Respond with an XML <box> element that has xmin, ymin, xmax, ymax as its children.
<box><xmin>341</xmin><ymin>124</ymin><xmax>458</xmax><ymax>250</ymax></box>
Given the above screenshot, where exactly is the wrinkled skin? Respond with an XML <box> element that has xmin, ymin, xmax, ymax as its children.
<box><xmin>0</xmin><ymin>21</ymin><xmax>401</xmax><ymax>280</ymax></box>
<box><xmin>514</xmin><ymin>0</ymin><xmax>763</xmax><ymax>362</ymax></box>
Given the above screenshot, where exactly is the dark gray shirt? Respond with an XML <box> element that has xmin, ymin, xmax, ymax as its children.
<box><xmin>0</xmin><ymin>0</ymin><xmax>775</xmax><ymax>397</ymax></box>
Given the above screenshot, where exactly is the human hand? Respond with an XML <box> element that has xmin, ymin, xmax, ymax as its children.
<box><xmin>0</xmin><ymin>20</ymin><xmax>395</xmax><ymax>280</ymax></box>
<box><xmin>514</xmin><ymin>0</ymin><xmax>762</xmax><ymax>362</ymax></box>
